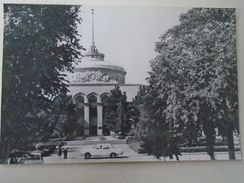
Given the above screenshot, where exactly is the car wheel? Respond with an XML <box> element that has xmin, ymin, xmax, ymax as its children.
<box><xmin>110</xmin><ymin>153</ymin><xmax>117</xmax><ymax>158</ymax></box>
<box><xmin>84</xmin><ymin>153</ymin><xmax>91</xmax><ymax>159</ymax></box>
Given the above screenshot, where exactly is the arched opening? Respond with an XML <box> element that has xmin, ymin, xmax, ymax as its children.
<box><xmin>101</xmin><ymin>94</ymin><xmax>110</xmax><ymax>136</ymax></box>
<box><xmin>88</xmin><ymin>95</ymin><xmax>97</xmax><ymax>136</ymax></box>
<box><xmin>74</xmin><ymin>95</ymin><xmax>85</xmax><ymax>136</ymax></box>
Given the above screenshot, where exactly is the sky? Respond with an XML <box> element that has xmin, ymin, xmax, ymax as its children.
<box><xmin>78</xmin><ymin>6</ymin><xmax>189</xmax><ymax>84</ymax></box>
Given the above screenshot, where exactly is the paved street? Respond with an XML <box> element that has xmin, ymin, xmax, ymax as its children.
<box><xmin>43</xmin><ymin>136</ymin><xmax>241</xmax><ymax>164</ymax></box>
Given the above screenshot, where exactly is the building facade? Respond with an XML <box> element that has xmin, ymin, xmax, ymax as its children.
<box><xmin>66</xmin><ymin>41</ymin><xmax>140</xmax><ymax>136</ymax></box>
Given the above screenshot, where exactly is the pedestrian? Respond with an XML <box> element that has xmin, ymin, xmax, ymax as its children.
<box><xmin>63</xmin><ymin>147</ymin><xmax>68</xmax><ymax>159</ymax></box>
<box><xmin>58</xmin><ymin>144</ymin><xmax>62</xmax><ymax>156</ymax></box>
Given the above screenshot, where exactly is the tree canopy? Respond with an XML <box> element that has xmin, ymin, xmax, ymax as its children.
<box><xmin>102</xmin><ymin>85</ymin><xmax>139</xmax><ymax>136</ymax></box>
<box><xmin>136</xmin><ymin>8</ymin><xmax>238</xmax><ymax>160</ymax></box>
<box><xmin>1</xmin><ymin>4</ymin><xmax>82</xmax><ymax>160</ymax></box>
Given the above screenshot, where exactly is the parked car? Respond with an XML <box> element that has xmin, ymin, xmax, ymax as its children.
<box><xmin>80</xmin><ymin>144</ymin><xmax>123</xmax><ymax>159</ymax></box>
<box><xmin>35</xmin><ymin>141</ymin><xmax>59</xmax><ymax>156</ymax></box>
<box><xmin>35</xmin><ymin>141</ymin><xmax>57</xmax><ymax>151</ymax></box>
<box><xmin>8</xmin><ymin>149</ymin><xmax>28</xmax><ymax>164</ymax></box>
<box><xmin>23</xmin><ymin>151</ymin><xmax>43</xmax><ymax>164</ymax></box>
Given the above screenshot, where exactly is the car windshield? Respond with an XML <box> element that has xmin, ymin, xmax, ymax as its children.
<box><xmin>94</xmin><ymin>145</ymin><xmax>102</xmax><ymax>149</ymax></box>
<box><xmin>111</xmin><ymin>144</ymin><xmax>115</xmax><ymax>149</ymax></box>
<box><xmin>93</xmin><ymin>144</ymin><xmax>114</xmax><ymax>149</ymax></box>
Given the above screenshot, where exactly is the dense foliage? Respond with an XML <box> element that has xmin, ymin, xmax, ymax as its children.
<box><xmin>103</xmin><ymin>86</ymin><xmax>139</xmax><ymax>135</ymax></box>
<box><xmin>136</xmin><ymin>8</ymin><xmax>238</xmax><ymax>160</ymax></box>
<box><xmin>1</xmin><ymin>4</ymin><xmax>82</xmax><ymax>160</ymax></box>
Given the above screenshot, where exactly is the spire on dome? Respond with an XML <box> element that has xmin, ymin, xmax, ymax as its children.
<box><xmin>92</xmin><ymin>9</ymin><xmax>95</xmax><ymax>46</ymax></box>
<box><xmin>83</xmin><ymin>9</ymin><xmax>105</xmax><ymax>61</ymax></box>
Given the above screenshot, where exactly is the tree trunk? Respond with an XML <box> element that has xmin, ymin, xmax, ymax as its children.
<box><xmin>227</xmin><ymin>126</ymin><xmax>235</xmax><ymax>160</ymax></box>
<box><xmin>206</xmin><ymin>134</ymin><xmax>215</xmax><ymax>160</ymax></box>
<box><xmin>203</xmin><ymin>122</ymin><xmax>216</xmax><ymax>160</ymax></box>
<box><xmin>0</xmin><ymin>138</ymin><xmax>12</xmax><ymax>163</ymax></box>
<box><xmin>201</xmin><ymin>104</ymin><xmax>216</xmax><ymax>160</ymax></box>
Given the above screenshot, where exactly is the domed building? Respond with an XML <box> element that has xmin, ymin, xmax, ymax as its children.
<box><xmin>66</xmin><ymin>10</ymin><xmax>140</xmax><ymax>136</ymax></box>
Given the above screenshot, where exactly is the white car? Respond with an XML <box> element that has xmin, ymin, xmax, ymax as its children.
<box><xmin>80</xmin><ymin>144</ymin><xmax>123</xmax><ymax>159</ymax></box>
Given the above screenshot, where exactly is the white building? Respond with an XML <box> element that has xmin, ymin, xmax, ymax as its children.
<box><xmin>66</xmin><ymin>10</ymin><xmax>140</xmax><ymax>136</ymax></box>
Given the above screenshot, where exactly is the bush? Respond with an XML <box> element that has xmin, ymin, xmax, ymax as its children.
<box><xmin>99</xmin><ymin>136</ymin><xmax>106</xmax><ymax>140</ymax></box>
<box><xmin>180</xmin><ymin>145</ymin><xmax>240</xmax><ymax>153</ymax></box>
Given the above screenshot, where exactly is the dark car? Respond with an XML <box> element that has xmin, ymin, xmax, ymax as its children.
<box><xmin>8</xmin><ymin>149</ymin><xmax>28</xmax><ymax>164</ymax></box>
<box><xmin>35</xmin><ymin>141</ymin><xmax>58</xmax><ymax>156</ymax></box>
<box><xmin>23</xmin><ymin>151</ymin><xmax>43</xmax><ymax>164</ymax></box>
<box><xmin>35</xmin><ymin>141</ymin><xmax>57</xmax><ymax>150</ymax></box>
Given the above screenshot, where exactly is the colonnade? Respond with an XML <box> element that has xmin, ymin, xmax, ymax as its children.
<box><xmin>74</xmin><ymin>93</ymin><xmax>108</xmax><ymax>136</ymax></box>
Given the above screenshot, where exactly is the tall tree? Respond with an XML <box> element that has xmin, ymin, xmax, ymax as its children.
<box><xmin>62</xmin><ymin>97</ymin><xmax>79</xmax><ymax>139</ymax></box>
<box><xmin>138</xmin><ymin>8</ymin><xmax>238</xmax><ymax>160</ymax></box>
<box><xmin>1</xmin><ymin>4</ymin><xmax>82</xmax><ymax>161</ymax></box>
<box><xmin>105</xmin><ymin>85</ymin><xmax>123</xmax><ymax>133</ymax></box>
<box><xmin>103</xmin><ymin>85</ymin><xmax>135</xmax><ymax>135</ymax></box>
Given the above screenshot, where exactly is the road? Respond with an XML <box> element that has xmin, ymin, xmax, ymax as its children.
<box><xmin>43</xmin><ymin>137</ymin><xmax>241</xmax><ymax>164</ymax></box>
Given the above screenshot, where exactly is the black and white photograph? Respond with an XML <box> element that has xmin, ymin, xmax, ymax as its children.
<box><xmin>0</xmin><ymin>4</ymin><xmax>241</xmax><ymax>164</ymax></box>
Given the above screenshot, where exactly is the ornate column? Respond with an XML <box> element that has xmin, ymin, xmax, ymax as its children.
<box><xmin>84</xmin><ymin>96</ymin><xmax>89</xmax><ymax>136</ymax></box>
<box><xmin>97</xmin><ymin>97</ymin><xmax>103</xmax><ymax>136</ymax></box>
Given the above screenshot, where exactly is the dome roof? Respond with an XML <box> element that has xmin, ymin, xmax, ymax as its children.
<box><xmin>68</xmin><ymin>43</ymin><xmax>126</xmax><ymax>84</ymax></box>
<box><xmin>73</xmin><ymin>43</ymin><xmax>126</xmax><ymax>74</ymax></box>
<box><xmin>74</xmin><ymin>60</ymin><xmax>126</xmax><ymax>74</ymax></box>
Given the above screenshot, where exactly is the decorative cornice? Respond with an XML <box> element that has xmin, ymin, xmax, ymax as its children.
<box><xmin>68</xmin><ymin>70</ymin><xmax>118</xmax><ymax>84</ymax></box>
